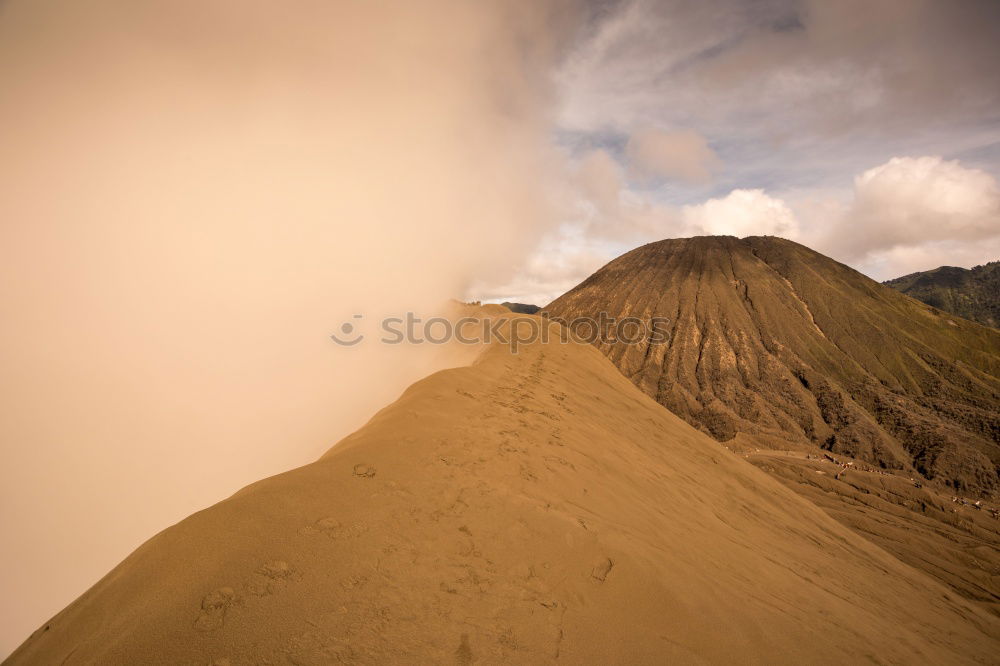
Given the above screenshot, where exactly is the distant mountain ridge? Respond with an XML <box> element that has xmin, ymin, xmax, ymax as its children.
<box><xmin>884</xmin><ymin>261</ymin><xmax>1000</xmax><ymax>328</ymax></box>
<box><xmin>545</xmin><ymin>236</ymin><xmax>1000</xmax><ymax>496</ymax></box>
<box><xmin>500</xmin><ymin>302</ymin><xmax>541</xmax><ymax>314</ymax></box>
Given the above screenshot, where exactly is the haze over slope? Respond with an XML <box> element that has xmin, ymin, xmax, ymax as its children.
<box><xmin>8</xmin><ymin>314</ymin><xmax>999</xmax><ymax>664</ymax></box>
<box><xmin>0</xmin><ymin>0</ymin><xmax>575</xmax><ymax>653</ymax></box>
<box><xmin>885</xmin><ymin>261</ymin><xmax>1000</xmax><ymax>329</ymax></box>
<box><xmin>545</xmin><ymin>236</ymin><xmax>1000</xmax><ymax>496</ymax></box>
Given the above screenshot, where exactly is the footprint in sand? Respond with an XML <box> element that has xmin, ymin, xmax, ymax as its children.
<box><xmin>353</xmin><ymin>463</ymin><xmax>376</xmax><ymax>478</ymax></box>
<box><xmin>591</xmin><ymin>558</ymin><xmax>614</xmax><ymax>582</ymax></box>
<box><xmin>455</xmin><ymin>633</ymin><xmax>474</xmax><ymax>665</ymax></box>
<box><xmin>301</xmin><ymin>517</ymin><xmax>369</xmax><ymax>539</ymax></box>
<box><xmin>248</xmin><ymin>560</ymin><xmax>298</xmax><ymax>597</ymax></box>
<box><xmin>257</xmin><ymin>560</ymin><xmax>294</xmax><ymax>580</ymax></box>
<box><xmin>194</xmin><ymin>587</ymin><xmax>237</xmax><ymax>631</ymax></box>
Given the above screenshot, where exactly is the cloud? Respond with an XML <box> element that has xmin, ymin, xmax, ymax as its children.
<box><xmin>473</xmin><ymin>231</ymin><xmax>613</xmax><ymax>306</ymax></box>
<box><xmin>625</xmin><ymin>128</ymin><xmax>720</xmax><ymax>184</ymax></box>
<box><xmin>790</xmin><ymin>156</ymin><xmax>1000</xmax><ymax>279</ymax></box>
<box><xmin>561</xmin><ymin>0</ymin><xmax>1000</xmax><ymax>134</ymax></box>
<box><xmin>673</xmin><ymin>156</ymin><xmax>1000</xmax><ymax>280</ymax></box>
<box><xmin>682</xmin><ymin>189</ymin><xmax>799</xmax><ymax>238</ymax></box>
<box><xmin>559</xmin><ymin>148</ymin><xmax>1000</xmax><ymax>290</ymax></box>
<box><xmin>547</xmin><ymin>0</ymin><xmax>1000</xmax><ymax>290</ymax></box>
<box><xmin>856</xmin><ymin>238</ymin><xmax>1000</xmax><ymax>281</ymax></box>
<box><xmin>0</xmin><ymin>0</ymin><xmax>581</xmax><ymax>655</ymax></box>
<box><xmin>843</xmin><ymin>156</ymin><xmax>1000</xmax><ymax>257</ymax></box>
<box><xmin>576</xmin><ymin>149</ymin><xmax>624</xmax><ymax>215</ymax></box>
<box><xmin>569</xmin><ymin>148</ymin><xmax>682</xmax><ymax>242</ymax></box>
<box><xmin>483</xmin><ymin>133</ymin><xmax>1000</xmax><ymax>311</ymax></box>
<box><xmin>554</xmin><ymin>0</ymin><xmax>1000</xmax><ymax>200</ymax></box>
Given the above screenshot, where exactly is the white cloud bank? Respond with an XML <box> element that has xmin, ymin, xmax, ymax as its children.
<box><xmin>493</xmin><ymin>153</ymin><xmax>1000</xmax><ymax>304</ymax></box>
<box><xmin>838</xmin><ymin>156</ymin><xmax>1000</xmax><ymax>259</ymax></box>
<box><xmin>816</xmin><ymin>156</ymin><xmax>1000</xmax><ymax>279</ymax></box>
<box><xmin>682</xmin><ymin>189</ymin><xmax>799</xmax><ymax>238</ymax></box>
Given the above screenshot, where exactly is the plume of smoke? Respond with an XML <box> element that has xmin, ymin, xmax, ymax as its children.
<box><xmin>625</xmin><ymin>128</ymin><xmax>720</xmax><ymax>185</ymax></box>
<box><xmin>0</xmin><ymin>0</ymin><xmax>578</xmax><ymax>654</ymax></box>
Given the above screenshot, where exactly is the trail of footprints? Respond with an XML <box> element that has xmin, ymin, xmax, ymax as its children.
<box><xmin>194</xmin><ymin>560</ymin><xmax>300</xmax><ymax>632</ymax></box>
<box><xmin>436</xmin><ymin>349</ymin><xmax>616</xmax><ymax>660</ymax></box>
<box><xmin>197</xmin><ymin>348</ymin><xmax>613</xmax><ymax>661</ymax></box>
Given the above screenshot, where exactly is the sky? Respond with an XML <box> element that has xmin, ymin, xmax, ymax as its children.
<box><xmin>476</xmin><ymin>0</ymin><xmax>1000</xmax><ymax>305</ymax></box>
<box><xmin>1</xmin><ymin>0</ymin><xmax>999</xmax><ymax>657</ymax></box>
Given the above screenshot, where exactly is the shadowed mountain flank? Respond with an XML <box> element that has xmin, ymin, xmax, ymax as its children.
<box><xmin>8</xmin><ymin>317</ymin><xmax>999</xmax><ymax>663</ymax></box>
<box><xmin>501</xmin><ymin>302</ymin><xmax>542</xmax><ymax>314</ymax></box>
<box><xmin>885</xmin><ymin>261</ymin><xmax>1000</xmax><ymax>329</ymax></box>
<box><xmin>545</xmin><ymin>236</ymin><xmax>1000</xmax><ymax>496</ymax></box>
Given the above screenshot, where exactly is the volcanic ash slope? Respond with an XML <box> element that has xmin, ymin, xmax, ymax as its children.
<box><xmin>8</xmin><ymin>316</ymin><xmax>999</xmax><ymax>664</ymax></box>
<box><xmin>546</xmin><ymin>236</ymin><xmax>1000</xmax><ymax>496</ymax></box>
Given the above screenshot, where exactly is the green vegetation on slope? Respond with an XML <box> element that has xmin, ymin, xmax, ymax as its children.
<box><xmin>884</xmin><ymin>261</ymin><xmax>1000</xmax><ymax>329</ymax></box>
